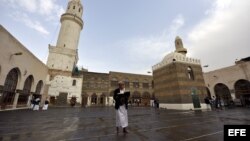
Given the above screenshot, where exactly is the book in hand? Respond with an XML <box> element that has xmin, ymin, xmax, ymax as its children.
<box><xmin>118</xmin><ymin>91</ymin><xmax>130</xmax><ymax>95</ymax></box>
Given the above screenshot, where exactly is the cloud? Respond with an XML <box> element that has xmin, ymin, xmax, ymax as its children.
<box><xmin>39</xmin><ymin>0</ymin><xmax>54</xmax><ymax>15</ymax></box>
<box><xmin>187</xmin><ymin>0</ymin><xmax>250</xmax><ymax>72</ymax></box>
<box><xmin>170</xmin><ymin>14</ymin><xmax>185</xmax><ymax>33</ymax></box>
<box><xmin>115</xmin><ymin>14</ymin><xmax>185</xmax><ymax>74</ymax></box>
<box><xmin>5</xmin><ymin>0</ymin><xmax>64</xmax><ymax>17</ymax></box>
<box><xmin>38</xmin><ymin>0</ymin><xmax>65</xmax><ymax>18</ymax></box>
<box><xmin>5</xmin><ymin>0</ymin><xmax>38</xmax><ymax>13</ymax></box>
<box><xmin>10</xmin><ymin>12</ymin><xmax>49</xmax><ymax>35</ymax></box>
<box><xmin>2</xmin><ymin>0</ymin><xmax>65</xmax><ymax>34</ymax></box>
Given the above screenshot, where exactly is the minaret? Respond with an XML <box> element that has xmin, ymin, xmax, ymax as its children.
<box><xmin>47</xmin><ymin>0</ymin><xmax>83</xmax><ymax>72</ymax></box>
<box><xmin>174</xmin><ymin>36</ymin><xmax>187</xmax><ymax>56</ymax></box>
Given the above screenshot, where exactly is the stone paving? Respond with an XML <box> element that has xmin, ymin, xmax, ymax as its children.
<box><xmin>0</xmin><ymin>107</ymin><xmax>250</xmax><ymax>141</ymax></box>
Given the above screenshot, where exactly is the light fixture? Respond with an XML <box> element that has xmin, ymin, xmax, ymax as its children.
<box><xmin>9</xmin><ymin>52</ymin><xmax>23</xmax><ymax>61</ymax></box>
<box><xmin>203</xmin><ymin>65</ymin><xmax>209</xmax><ymax>67</ymax></box>
<box><xmin>14</xmin><ymin>52</ymin><xmax>22</xmax><ymax>55</ymax></box>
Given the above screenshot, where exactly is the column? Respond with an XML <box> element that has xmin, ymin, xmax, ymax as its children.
<box><xmin>105</xmin><ymin>97</ymin><xmax>108</xmax><ymax>106</ymax></box>
<box><xmin>12</xmin><ymin>93</ymin><xmax>19</xmax><ymax>109</ymax></box>
<box><xmin>87</xmin><ymin>96</ymin><xmax>91</xmax><ymax>106</ymax></box>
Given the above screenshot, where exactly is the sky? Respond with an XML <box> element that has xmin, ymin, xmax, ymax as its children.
<box><xmin>0</xmin><ymin>0</ymin><xmax>249</xmax><ymax>74</ymax></box>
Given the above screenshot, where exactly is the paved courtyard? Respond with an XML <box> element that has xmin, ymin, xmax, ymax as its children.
<box><xmin>0</xmin><ymin>107</ymin><xmax>250</xmax><ymax>141</ymax></box>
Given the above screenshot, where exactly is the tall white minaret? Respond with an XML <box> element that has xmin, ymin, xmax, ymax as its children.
<box><xmin>47</xmin><ymin>0</ymin><xmax>83</xmax><ymax>72</ymax></box>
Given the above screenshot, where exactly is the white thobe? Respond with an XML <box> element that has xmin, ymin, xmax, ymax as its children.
<box><xmin>42</xmin><ymin>104</ymin><xmax>48</xmax><ymax>110</ymax></box>
<box><xmin>33</xmin><ymin>105</ymin><xmax>39</xmax><ymax>110</ymax></box>
<box><xmin>116</xmin><ymin>105</ymin><xmax>128</xmax><ymax>128</ymax></box>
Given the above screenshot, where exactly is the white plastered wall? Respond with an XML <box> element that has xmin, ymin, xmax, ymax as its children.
<box><xmin>47</xmin><ymin>75</ymin><xmax>82</xmax><ymax>103</ymax></box>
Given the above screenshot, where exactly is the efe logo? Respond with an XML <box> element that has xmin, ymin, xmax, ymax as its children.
<box><xmin>228</xmin><ymin>129</ymin><xmax>246</xmax><ymax>136</ymax></box>
<box><xmin>224</xmin><ymin>125</ymin><xmax>250</xmax><ymax>141</ymax></box>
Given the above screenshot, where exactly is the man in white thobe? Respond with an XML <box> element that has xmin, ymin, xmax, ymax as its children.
<box><xmin>113</xmin><ymin>81</ymin><xmax>130</xmax><ymax>134</ymax></box>
<box><xmin>33</xmin><ymin>97</ymin><xmax>40</xmax><ymax>111</ymax></box>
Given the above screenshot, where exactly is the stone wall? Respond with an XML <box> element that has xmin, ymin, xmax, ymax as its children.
<box><xmin>203</xmin><ymin>61</ymin><xmax>250</xmax><ymax>100</ymax></box>
<box><xmin>153</xmin><ymin>61</ymin><xmax>207</xmax><ymax>110</ymax></box>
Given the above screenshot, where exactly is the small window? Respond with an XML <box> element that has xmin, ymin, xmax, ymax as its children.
<box><xmin>64</xmin><ymin>44</ymin><xmax>66</xmax><ymax>47</ymax></box>
<box><xmin>73</xmin><ymin>6</ymin><xmax>75</xmax><ymax>9</ymax></box>
<box><xmin>124</xmin><ymin>78</ymin><xmax>130</xmax><ymax>88</ymax></box>
<box><xmin>52</xmin><ymin>64</ymin><xmax>54</xmax><ymax>67</ymax></box>
<box><xmin>68</xmin><ymin>6</ymin><xmax>70</xmax><ymax>9</ymax></box>
<box><xmin>111</xmin><ymin>78</ymin><xmax>118</xmax><ymax>87</ymax></box>
<box><xmin>187</xmin><ymin>67</ymin><xmax>195</xmax><ymax>80</ymax></box>
<box><xmin>133</xmin><ymin>80</ymin><xmax>139</xmax><ymax>88</ymax></box>
<box><xmin>79</xmin><ymin>8</ymin><xmax>81</xmax><ymax>12</ymax></box>
<box><xmin>72</xmin><ymin>80</ymin><xmax>76</xmax><ymax>86</ymax></box>
<box><xmin>143</xmin><ymin>83</ymin><xmax>149</xmax><ymax>89</ymax></box>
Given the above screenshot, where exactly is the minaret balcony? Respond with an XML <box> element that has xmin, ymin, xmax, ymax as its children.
<box><xmin>60</xmin><ymin>13</ymin><xmax>84</xmax><ymax>29</ymax></box>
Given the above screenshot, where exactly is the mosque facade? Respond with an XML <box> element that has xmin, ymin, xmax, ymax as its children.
<box><xmin>0</xmin><ymin>0</ymin><xmax>249</xmax><ymax>111</ymax></box>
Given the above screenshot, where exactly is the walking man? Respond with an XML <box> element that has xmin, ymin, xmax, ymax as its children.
<box><xmin>113</xmin><ymin>81</ymin><xmax>130</xmax><ymax>134</ymax></box>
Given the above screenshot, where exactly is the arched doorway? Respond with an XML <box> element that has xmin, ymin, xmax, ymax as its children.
<box><xmin>35</xmin><ymin>80</ymin><xmax>43</xmax><ymax>94</ymax></box>
<box><xmin>91</xmin><ymin>93</ymin><xmax>97</xmax><ymax>105</ymax></box>
<box><xmin>18</xmin><ymin>75</ymin><xmax>33</xmax><ymax>106</ymax></box>
<box><xmin>33</xmin><ymin>80</ymin><xmax>43</xmax><ymax>100</ymax></box>
<box><xmin>214</xmin><ymin>83</ymin><xmax>232</xmax><ymax>106</ymax></box>
<box><xmin>1</xmin><ymin>68</ymin><xmax>20</xmax><ymax>109</ymax></box>
<box><xmin>100</xmin><ymin>93</ymin><xmax>106</xmax><ymax>105</ymax></box>
<box><xmin>132</xmin><ymin>91</ymin><xmax>141</xmax><ymax>106</ymax></box>
<box><xmin>81</xmin><ymin>93</ymin><xmax>88</xmax><ymax>107</ymax></box>
<box><xmin>235</xmin><ymin>79</ymin><xmax>250</xmax><ymax>106</ymax></box>
<box><xmin>142</xmin><ymin>92</ymin><xmax>150</xmax><ymax>106</ymax></box>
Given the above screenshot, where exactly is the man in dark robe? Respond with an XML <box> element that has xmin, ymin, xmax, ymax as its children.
<box><xmin>113</xmin><ymin>81</ymin><xmax>130</xmax><ymax>134</ymax></box>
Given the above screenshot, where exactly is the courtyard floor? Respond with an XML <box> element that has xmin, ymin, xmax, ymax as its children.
<box><xmin>0</xmin><ymin>106</ymin><xmax>250</xmax><ymax>141</ymax></box>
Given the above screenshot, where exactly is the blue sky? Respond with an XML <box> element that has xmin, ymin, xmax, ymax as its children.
<box><xmin>0</xmin><ymin>0</ymin><xmax>249</xmax><ymax>74</ymax></box>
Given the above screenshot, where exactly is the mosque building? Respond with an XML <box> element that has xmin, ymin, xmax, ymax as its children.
<box><xmin>152</xmin><ymin>36</ymin><xmax>207</xmax><ymax>110</ymax></box>
<box><xmin>0</xmin><ymin>0</ymin><xmax>249</xmax><ymax>110</ymax></box>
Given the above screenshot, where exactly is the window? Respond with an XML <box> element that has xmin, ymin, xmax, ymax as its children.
<box><xmin>133</xmin><ymin>80</ymin><xmax>139</xmax><ymax>88</ymax></box>
<box><xmin>73</xmin><ymin>6</ymin><xmax>75</xmax><ymax>9</ymax></box>
<box><xmin>142</xmin><ymin>79</ymin><xmax>149</xmax><ymax>89</ymax></box>
<box><xmin>68</xmin><ymin>6</ymin><xmax>70</xmax><ymax>9</ymax></box>
<box><xmin>49</xmin><ymin>75</ymin><xmax>53</xmax><ymax>81</ymax></box>
<box><xmin>72</xmin><ymin>80</ymin><xmax>76</xmax><ymax>86</ymax></box>
<box><xmin>79</xmin><ymin>8</ymin><xmax>81</xmax><ymax>12</ymax></box>
<box><xmin>111</xmin><ymin>78</ymin><xmax>118</xmax><ymax>87</ymax></box>
<box><xmin>124</xmin><ymin>78</ymin><xmax>129</xmax><ymax>88</ymax></box>
<box><xmin>143</xmin><ymin>83</ymin><xmax>149</xmax><ymax>89</ymax></box>
<box><xmin>187</xmin><ymin>67</ymin><xmax>194</xmax><ymax>80</ymax></box>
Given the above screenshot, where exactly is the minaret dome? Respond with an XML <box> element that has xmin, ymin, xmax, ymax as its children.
<box><xmin>175</xmin><ymin>36</ymin><xmax>187</xmax><ymax>56</ymax></box>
